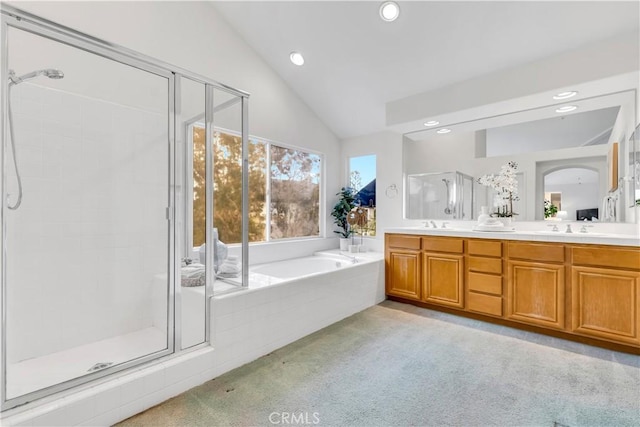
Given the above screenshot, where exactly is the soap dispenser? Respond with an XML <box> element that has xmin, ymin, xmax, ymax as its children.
<box><xmin>477</xmin><ymin>206</ymin><xmax>490</xmax><ymax>225</ymax></box>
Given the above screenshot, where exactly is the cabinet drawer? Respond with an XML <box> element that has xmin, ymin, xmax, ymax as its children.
<box><xmin>468</xmin><ymin>292</ymin><xmax>502</xmax><ymax>317</ymax></box>
<box><xmin>571</xmin><ymin>246</ymin><xmax>640</xmax><ymax>270</ymax></box>
<box><xmin>387</xmin><ymin>234</ymin><xmax>421</xmax><ymax>250</ymax></box>
<box><xmin>509</xmin><ymin>242</ymin><xmax>564</xmax><ymax>263</ymax></box>
<box><xmin>468</xmin><ymin>240</ymin><xmax>502</xmax><ymax>257</ymax></box>
<box><xmin>468</xmin><ymin>272</ymin><xmax>502</xmax><ymax>295</ymax></box>
<box><xmin>468</xmin><ymin>256</ymin><xmax>502</xmax><ymax>274</ymax></box>
<box><xmin>421</xmin><ymin>237</ymin><xmax>463</xmax><ymax>254</ymax></box>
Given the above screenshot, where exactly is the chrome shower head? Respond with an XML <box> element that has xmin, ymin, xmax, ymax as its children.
<box><xmin>8</xmin><ymin>68</ymin><xmax>64</xmax><ymax>86</ymax></box>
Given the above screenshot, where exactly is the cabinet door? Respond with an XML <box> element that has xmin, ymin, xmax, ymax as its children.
<box><xmin>507</xmin><ymin>260</ymin><xmax>565</xmax><ymax>329</ymax></box>
<box><xmin>386</xmin><ymin>250</ymin><xmax>421</xmax><ymax>300</ymax></box>
<box><xmin>423</xmin><ymin>253</ymin><xmax>464</xmax><ymax>308</ymax></box>
<box><xmin>572</xmin><ymin>266</ymin><xmax>640</xmax><ymax>345</ymax></box>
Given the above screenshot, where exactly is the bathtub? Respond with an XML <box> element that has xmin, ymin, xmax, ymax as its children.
<box><xmin>212</xmin><ymin>249</ymin><xmax>385</xmax><ymax>373</ymax></box>
<box><xmin>250</xmin><ymin>253</ymin><xmax>360</xmax><ymax>281</ymax></box>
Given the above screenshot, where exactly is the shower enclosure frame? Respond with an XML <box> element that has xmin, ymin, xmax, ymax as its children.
<box><xmin>0</xmin><ymin>4</ymin><xmax>250</xmax><ymax>411</ymax></box>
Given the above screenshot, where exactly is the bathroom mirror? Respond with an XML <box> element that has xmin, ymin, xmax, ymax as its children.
<box><xmin>403</xmin><ymin>89</ymin><xmax>637</xmax><ymax>222</ymax></box>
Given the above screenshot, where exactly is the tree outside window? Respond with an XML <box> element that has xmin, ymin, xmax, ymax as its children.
<box><xmin>191</xmin><ymin>126</ymin><xmax>321</xmax><ymax>246</ymax></box>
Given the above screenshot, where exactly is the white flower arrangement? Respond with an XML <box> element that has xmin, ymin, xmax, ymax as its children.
<box><xmin>477</xmin><ymin>161</ymin><xmax>519</xmax><ymax>217</ymax></box>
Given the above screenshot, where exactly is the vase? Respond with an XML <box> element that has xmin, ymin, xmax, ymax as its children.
<box><xmin>339</xmin><ymin>238</ymin><xmax>350</xmax><ymax>251</ymax></box>
<box><xmin>499</xmin><ymin>217</ymin><xmax>512</xmax><ymax>227</ymax></box>
<box><xmin>477</xmin><ymin>206</ymin><xmax>490</xmax><ymax>224</ymax></box>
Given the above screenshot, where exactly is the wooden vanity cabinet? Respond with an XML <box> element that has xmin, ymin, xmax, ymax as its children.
<box><xmin>385</xmin><ymin>233</ymin><xmax>640</xmax><ymax>352</ymax></box>
<box><xmin>570</xmin><ymin>246</ymin><xmax>640</xmax><ymax>345</ymax></box>
<box><xmin>385</xmin><ymin>234</ymin><xmax>421</xmax><ymax>301</ymax></box>
<box><xmin>422</xmin><ymin>237</ymin><xmax>464</xmax><ymax>308</ymax></box>
<box><xmin>506</xmin><ymin>242</ymin><xmax>566</xmax><ymax>330</ymax></box>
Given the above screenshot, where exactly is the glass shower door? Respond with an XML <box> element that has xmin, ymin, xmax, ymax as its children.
<box><xmin>3</xmin><ymin>25</ymin><xmax>173</xmax><ymax>405</ymax></box>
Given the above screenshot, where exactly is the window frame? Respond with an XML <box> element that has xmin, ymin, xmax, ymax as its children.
<box><xmin>186</xmin><ymin>124</ymin><xmax>325</xmax><ymax>253</ymax></box>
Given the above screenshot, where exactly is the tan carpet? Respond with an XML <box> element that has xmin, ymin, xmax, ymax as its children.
<box><xmin>118</xmin><ymin>300</ymin><xmax>640</xmax><ymax>427</ymax></box>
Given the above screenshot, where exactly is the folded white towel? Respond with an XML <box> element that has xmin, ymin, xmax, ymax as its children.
<box><xmin>181</xmin><ymin>263</ymin><xmax>206</xmax><ymax>287</ymax></box>
<box><xmin>218</xmin><ymin>262</ymin><xmax>240</xmax><ymax>275</ymax></box>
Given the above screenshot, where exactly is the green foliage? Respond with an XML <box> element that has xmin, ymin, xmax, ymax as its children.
<box><xmin>270</xmin><ymin>146</ymin><xmax>321</xmax><ymax>238</ymax></box>
<box><xmin>192</xmin><ymin>128</ymin><xmax>266</xmax><ymax>246</ymax></box>
<box><xmin>332</xmin><ymin>187</ymin><xmax>357</xmax><ymax>238</ymax></box>
<box><xmin>544</xmin><ymin>199</ymin><xmax>558</xmax><ymax>219</ymax></box>
<box><xmin>192</xmin><ymin>128</ymin><xmax>321</xmax><ymax>245</ymax></box>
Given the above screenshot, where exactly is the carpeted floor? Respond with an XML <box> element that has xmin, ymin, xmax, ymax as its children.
<box><xmin>118</xmin><ymin>300</ymin><xmax>640</xmax><ymax>427</ymax></box>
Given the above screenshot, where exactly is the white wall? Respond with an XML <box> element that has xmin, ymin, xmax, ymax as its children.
<box><xmin>8</xmin><ymin>0</ymin><xmax>342</xmax><ymax>254</ymax></box>
<box><xmin>386</xmin><ymin>32</ymin><xmax>640</xmax><ymax>128</ymax></box>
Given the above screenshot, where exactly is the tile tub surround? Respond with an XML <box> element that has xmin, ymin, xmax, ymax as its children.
<box><xmin>210</xmin><ymin>251</ymin><xmax>385</xmax><ymax>374</ymax></box>
<box><xmin>1</xmin><ymin>253</ymin><xmax>384</xmax><ymax>426</ymax></box>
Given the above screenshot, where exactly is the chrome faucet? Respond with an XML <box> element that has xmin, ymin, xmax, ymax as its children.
<box><xmin>338</xmin><ymin>253</ymin><xmax>359</xmax><ymax>264</ymax></box>
<box><xmin>430</xmin><ymin>220</ymin><xmax>437</xmax><ymax>228</ymax></box>
<box><xmin>547</xmin><ymin>224</ymin><xmax>559</xmax><ymax>232</ymax></box>
<box><xmin>579</xmin><ymin>224</ymin><xmax>594</xmax><ymax>233</ymax></box>
<box><xmin>565</xmin><ymin>224</ymin><xmax>573</xmax><ymax>234</ymax></box>
<box><xmin>441</xmin><ymin>222</ymin><xmax>449</xmax><ymax>229</ymax></box>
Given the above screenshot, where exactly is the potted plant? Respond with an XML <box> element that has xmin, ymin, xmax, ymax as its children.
<box><xmin>332</xmin><ymin>187</ymin><xmax>357</xmax><ymax>250</ymax></box>
<box><xmin>544</xmin><ymin>199</ymin><xmax>558</xmax><ymax>219</ymax></box>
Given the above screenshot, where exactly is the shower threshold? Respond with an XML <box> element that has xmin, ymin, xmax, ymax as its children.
<box><xmin>6</xmin><ymin>327</ymin><xmax>166</xmax><ymax>399</ymax></box>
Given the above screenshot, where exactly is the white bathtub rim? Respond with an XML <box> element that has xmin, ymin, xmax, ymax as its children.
<box><xmin>213</xmin><ymin>250</ymin><xmax>383</xmax><ymax>299</ymax></box>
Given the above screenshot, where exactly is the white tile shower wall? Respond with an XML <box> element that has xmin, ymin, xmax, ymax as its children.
<box><xmin>6</xmin><ymin>83</ymin><xmax>169</xmax><ymax>364</ymax></box>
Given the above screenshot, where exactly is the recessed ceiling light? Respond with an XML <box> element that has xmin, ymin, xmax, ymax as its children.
<box><xmin>379</xmin><ymin>1</ymin><xmax>400</xmax><ymax>22</ymax></box>
<box><xmin>424</xmin><ymin>120</ymin><xmax>440</xmax><ymax>127</ymax></box>
<box><xmin>289</xmin><ymin>52</ymin><xmax>304</xmax><ymax>66</ymax></box>
<box><xmin>553</xmin><ymin>91</ymin><xmax>578</xmax><ymax>100</ymax></box>
<box><xmin>437</xmin><ymin>128</ymin><xmax>451</xmax><ymax>134</ymax></box>
<box><xmin>555</xmin><ymin>105</ymin><xmax>577</xmax><ymax>113</ymax></box>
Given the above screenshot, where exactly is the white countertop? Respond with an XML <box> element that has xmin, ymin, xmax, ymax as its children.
<box><xmin>385</xmin><ymin>227</ymin><xmax>640</xmax><ymax>247</ymax></box>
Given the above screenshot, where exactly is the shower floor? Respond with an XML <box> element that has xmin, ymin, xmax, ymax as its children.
<box><xmin>7</xmin><ymin>326</ymin><xmax>166</xmax><ymax>399</ymax></box>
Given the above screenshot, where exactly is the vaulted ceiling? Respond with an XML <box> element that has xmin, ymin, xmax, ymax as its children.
<box><xmin>213</xmin><ymin>1</ymin><xmax>640</xmax><ymax>139</ymax></box>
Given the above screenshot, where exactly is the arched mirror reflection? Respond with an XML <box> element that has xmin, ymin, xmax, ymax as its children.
<box><xmin>543</xmin><ymin>167</ymin><xmax>600</xmax><ymax>221</ymax></box>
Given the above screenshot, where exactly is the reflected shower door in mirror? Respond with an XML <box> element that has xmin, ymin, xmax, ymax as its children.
<box><xmin>4</xmin><ymin>26</ymin><xmax>171</xmax><ymax>401</ymax></box>
<box><xmin>406</xmin><ymin>171</ymin><xmax>474</xmax><ymax>220</ymax></box>
<box><xmin>402</xmin><ymin>89</ymin><xmax>636</xmax><ymax>222</ymax></box>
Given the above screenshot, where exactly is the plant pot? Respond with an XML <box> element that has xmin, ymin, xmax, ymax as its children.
<box><xmin>339</xmin><ymin>238</ymin><xmax>350</xmax><ymax>251</ymax></box>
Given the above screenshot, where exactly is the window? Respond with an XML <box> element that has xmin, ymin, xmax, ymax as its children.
<box><xmin>191</xmin><ymin>126</ymin><xmax>321</xmax><ymax>246</ymax></box>
<box><xmin>270</xmin><ymin>145</ymin><xmax>321</xmax><ymax>239</ymax></box>
<box><xmin>349</xmin><ymin>155</ymin><xmax>376</xmax><ymax>236</ymax></box>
